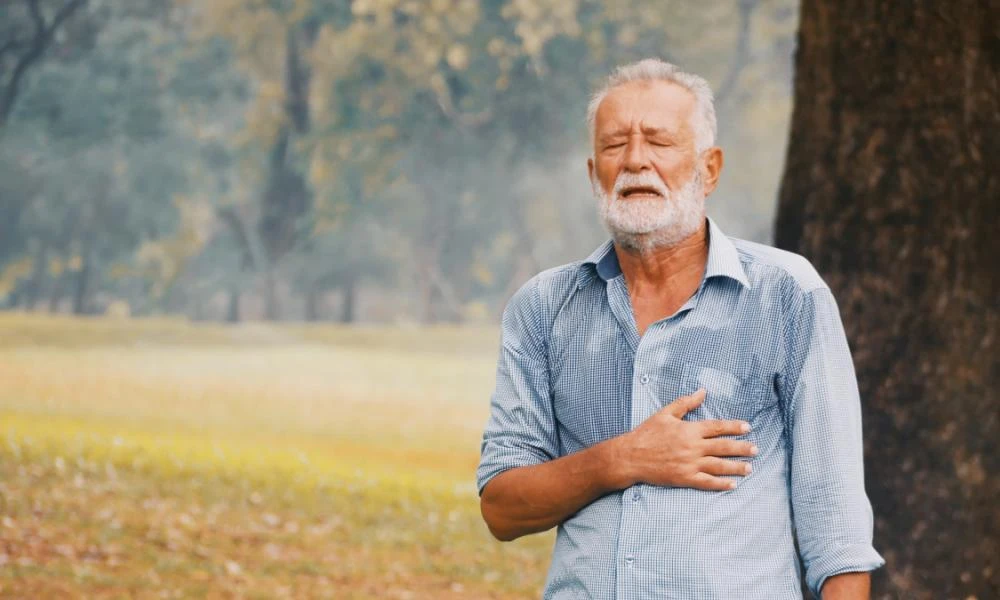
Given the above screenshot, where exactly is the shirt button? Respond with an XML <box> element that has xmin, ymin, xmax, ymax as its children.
<box><xmin>632</xmin><ymin>490</ymin><xmax>640</xmax><ymax>502</ymax></box>
<box><xmin>639</xmin><ymin>374</ymin><xmax>649</xmax><ymax>385</ymax></box>
<box><xmin>625</xmin><ymin>555</ymin><xmax>635</xmax><ymax>566</ymax></box>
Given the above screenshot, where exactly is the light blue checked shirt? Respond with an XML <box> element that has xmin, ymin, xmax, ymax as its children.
<box><xmin>478</xmin><ymin>216</ymin><xmax>884</xmax><ymax>599</ymax></box>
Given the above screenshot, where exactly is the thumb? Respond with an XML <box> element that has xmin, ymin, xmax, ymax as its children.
<box><xmin>665</xmin><ymin>388</ymin><xmax>706</xmax><ymax>418</ymax></box>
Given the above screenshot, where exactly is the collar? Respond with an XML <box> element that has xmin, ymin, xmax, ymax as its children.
<box><xmin>576</xmin><ymin>216</ymin><xmax>751</xmax><ymax>290</ymax></box>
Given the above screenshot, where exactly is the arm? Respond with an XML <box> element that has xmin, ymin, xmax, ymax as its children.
<box><xmin>480</xmin><ymin>434</ymin><xmax>629</xmax><ymax>541</ymax></box>
<box><xmin>478</xmin><ymin>279</ymin><xmax>756</xmax><ymax>541</ymax></box>
<box><xmin>481</xmin><ymin>388</ymin><xmax>756</xmax><ymax>541</ymax></box>
<box><xmin>821</xmin><ymin>571</ymin><xmax>870</xmax><ymax>599</ymax></box>
<box><xmin>782</xmin><ymin>287</ymin><xmax>884</xmax><ymax>597</ymax></box>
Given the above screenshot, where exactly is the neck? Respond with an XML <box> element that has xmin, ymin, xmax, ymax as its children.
<box><xmin>614</xmin><ymin>219</ymin><xmax>709</xmax><ymax>292</ymax></box>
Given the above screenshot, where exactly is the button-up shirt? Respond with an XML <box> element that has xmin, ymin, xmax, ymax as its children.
<box><xmin>477</xmin><ymin>216</ymin><xmax>884</xmax><ymax>599</ymax></box>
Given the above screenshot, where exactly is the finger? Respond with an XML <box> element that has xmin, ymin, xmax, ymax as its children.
<box><xmin>703</xmin><ymin>439</ymin><xmax>759</xmax><ymax>458</ymax></box>
<box><xmin>688</xmin><ymin>472</ymin><xmax>738</xmax><ymax>491</ymax></box>
<box><xmin>699</xmin><ymin>457</ymin><xmax>753</xmax><ymax>477</ymax></box>
<box><xmin>698</xmin><ymin>419</ymin><xmax>751</xmax><ymax>439</ymax></box>
<box><xmin>664</xmin><ymin>388</ymin><xmax>706</xmax><ymax>418</ymax></box>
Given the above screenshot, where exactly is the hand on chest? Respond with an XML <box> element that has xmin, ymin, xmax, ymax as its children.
<box><xmin>549</xmin><ymin>298</ymin><xmax>782</xmax><ymax>451</ymax></box>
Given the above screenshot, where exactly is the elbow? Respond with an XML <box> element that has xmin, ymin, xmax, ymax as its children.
<box><xmin>486</xmin><ymin>521</ymin><xmax>520</xmax><ymax>543</ymax></box>
<box><xmin>479</xmin><ymin>488</ymin><xmax>522</xmax><ymax>542</ymax></box>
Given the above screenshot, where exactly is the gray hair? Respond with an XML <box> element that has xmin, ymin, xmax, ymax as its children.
<box><xmin>586</xmin><ymin>58</ymin><xmax>718</xmax><ymax>152</ymax></box>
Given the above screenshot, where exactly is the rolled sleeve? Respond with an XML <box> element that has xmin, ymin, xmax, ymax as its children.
<box><xmin>782</xmin><ymin>287</ymin><xmax>885</xmax><ymax>597</ymax></box>
<box><xmin>477</xmin><ymin>278</ymin><xmax>559</xmax><ymax>495</ymax></box>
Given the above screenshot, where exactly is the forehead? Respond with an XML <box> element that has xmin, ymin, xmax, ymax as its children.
<box><xmin>594</xmin><ymin>79</ymin><xmax>697</xmax><ymax>137</ymax></box>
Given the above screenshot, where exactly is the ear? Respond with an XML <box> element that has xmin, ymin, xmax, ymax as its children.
<box><xmin>700</xmin><ymin>147</ymin><xmax>724</xmax><ymax>196</ymax></box>
<box><xmin>587</xmin><ymin>156</ymin><xmax>595</xmax><ymax>183</ymax></box>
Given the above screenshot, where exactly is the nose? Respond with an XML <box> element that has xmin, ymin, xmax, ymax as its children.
<box><xmin>622</xmin><ymin>136</ymin><xmax>652</xmax><ymax>173</ymax></box>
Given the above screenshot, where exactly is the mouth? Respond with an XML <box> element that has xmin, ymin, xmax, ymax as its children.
<box><xmin>619</xmin><ymin>186</ymin><xmax>663</xmax><ymax>199</ymax></box>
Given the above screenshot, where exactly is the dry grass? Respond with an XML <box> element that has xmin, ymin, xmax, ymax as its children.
<box><xmin>0</xmin><ymin>313</ymin><xmax>552</xmax><ymax>599</ymax></box>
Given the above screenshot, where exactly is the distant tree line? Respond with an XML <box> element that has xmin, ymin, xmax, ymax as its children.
<box><xmin>0</xmin><ymin>0</ymin><xmax>796</xmax><ymax>322</ymax></box>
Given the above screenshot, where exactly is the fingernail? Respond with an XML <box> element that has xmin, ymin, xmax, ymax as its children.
<box><xmin>740</xmin><ymin>423</ymin><xmax>751</xmax><ymax>433</ymax></box>
<box><xmin>728</xmin><ymin>480</ymin><xmax>737</xmax><ymax>489</ymax></box>
<box><xmin>745</xmin><ymin>464</ymin><xmax>753</xmax><ymax>474</ymax></box>
<box><xmin>751</xmin><ymin>445</ymin><xmax>759</xmax><ymax>455</ymax></box>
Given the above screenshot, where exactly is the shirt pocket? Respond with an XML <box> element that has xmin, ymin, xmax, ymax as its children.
<box><xmin>680</xmin><ymin>363</ymin><xmax>773</xmax><ymax>423</ymax></box>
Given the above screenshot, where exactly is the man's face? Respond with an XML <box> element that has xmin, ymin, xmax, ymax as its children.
<box><xmin>587</xmin><ymin>80</ymin><xmax>722</xmax><ymax>251</ymax></box>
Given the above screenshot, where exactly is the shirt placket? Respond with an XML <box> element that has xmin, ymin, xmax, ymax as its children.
<box><xmin>605</xmin><ymin>277</ymin><xmax>646</xmax><ymax>599</ymax></box>
<box><xmin>606</xmin><ymin>276</ymin><xmax>703</xmax><ymax>599</ymax></box>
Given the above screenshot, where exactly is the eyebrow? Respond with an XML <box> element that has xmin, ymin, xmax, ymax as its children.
<box><xmin>639</xmin><ymin>125</ymin><xmax>676</xmax><ymax>137</ymax></box>
<box><xmin>599</xmin><ymin>125</ymin><xmax>677</xmax><ymax>142</ymax></box>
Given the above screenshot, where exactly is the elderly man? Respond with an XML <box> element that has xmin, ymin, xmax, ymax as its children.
<box><xmin>477</xmin><ymin>59</ymin><xmax>884</xmax><ymax>599</ymax></box>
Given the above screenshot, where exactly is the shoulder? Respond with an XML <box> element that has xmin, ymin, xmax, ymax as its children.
<box><xmin>730</xmin><ymin>237</ymin><xmax>829</xmax><ymax>295</ymax></box>
<box><xmin>729</xmin><ymin>238</ymin><xmax>844</xmax><ymax>340</ymax></box>
<box><xmin>500</xmin><ymin>261</ymin><xmax>582</xmax><ymax>359</ymax></box>
<box><xmin>504</xmin><ymin>261</ymin><xmax>583</xmax><ymax>318</ymax></box>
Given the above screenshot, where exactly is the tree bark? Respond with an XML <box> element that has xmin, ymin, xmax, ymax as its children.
<box><xmin>776</xmin><ymin>2</ymin><xmax>999</xmax><ymax>598</ymax></box>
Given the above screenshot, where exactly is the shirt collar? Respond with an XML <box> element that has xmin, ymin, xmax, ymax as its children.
<box><xmin>577</xmin><ymin>216</ymin><xmax>750</xmax><ymax>290</ymax></box>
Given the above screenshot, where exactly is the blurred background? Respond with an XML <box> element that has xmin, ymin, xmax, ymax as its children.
<box><xmin>1</xmin><ymin>0</ymin><xmax>995</xmax><ymax>599</ymax></box>
<box><xmin>0</xmin><ymin>0</ymin><xmax>794</xmax><ymax>324</ymax></box>
<box><xmin>0</xmin><ymin>1</ymin><xmax>796</xmax><ymax>596</ymax></box>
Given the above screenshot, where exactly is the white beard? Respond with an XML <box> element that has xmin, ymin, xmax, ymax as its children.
<box><xmin>592</xmin><ymin>169</ymin><xmax>706</xmax><ymax>253</ymax></box>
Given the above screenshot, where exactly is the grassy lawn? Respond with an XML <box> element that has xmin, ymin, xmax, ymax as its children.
<box><xmin>0</xmin><ymin>313</ymin><xmax>552</xmax><ymax>599</ymax></box>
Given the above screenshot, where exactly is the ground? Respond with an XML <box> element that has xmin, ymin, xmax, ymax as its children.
<box><xmin>0</xmin><ymin>314</ymin><xmax>552</xmax><ymax>599</ymax></box>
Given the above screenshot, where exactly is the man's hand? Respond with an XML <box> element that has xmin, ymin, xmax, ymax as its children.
<box><xmin>615</xmin><ymin>388</ymin><xmax>758</xmax><ymax>491</ymax></box>
<box><xmin>480</xmin><ymin>388</ymin><xmax>756</xmax><ymax>541</ymax></box>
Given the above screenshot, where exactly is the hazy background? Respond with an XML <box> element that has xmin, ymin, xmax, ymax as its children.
<box><xmin>0</xmin><ymin>0</ymin><xmax>796</xmax><ymax>323</ymax></box>
<box><xmin>1</xmin><ymin>1</ymin><xmax>799</xmax><ymax>598</ymax></box>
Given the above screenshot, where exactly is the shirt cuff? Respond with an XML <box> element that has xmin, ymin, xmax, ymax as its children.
<box><xmin>477</xmin><ymin>444</ymin><xmax>549</xmax><ymax>496</ymax></box>
<box><xmin>808</xmin><ymin>543</ymin><xmax>886</xmax><ymax>598</ymax></box>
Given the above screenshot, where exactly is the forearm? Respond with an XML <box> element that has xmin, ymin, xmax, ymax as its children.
<box><xmin>480</xmin><ymin>436</ymin><xmax>631</xmax><ymax>541</ymax></box>
<box><xmin>821</xmin><ymin>571</ymin><xmax>870</xmax><ymax>599</ymax></box>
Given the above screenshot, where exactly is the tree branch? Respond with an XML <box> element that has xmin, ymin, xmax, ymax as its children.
<box><xmin>430</xmin><ymin>74</ymin><xmax>492</xmax><ymax>128</ymax></box>
<box><xmin>0</xmin><ymin>38</ymin><xmax>29</xmax><ymax>58</ymax></box>
<box><xmin>26</xmin><ymin>0</ymin><xmax>47</xmax><ymax>36</ymax></box>
<box><xmin>0</xmin><ymin>0</ymin><xmax>88</xmax><ymax>128</ymax></box>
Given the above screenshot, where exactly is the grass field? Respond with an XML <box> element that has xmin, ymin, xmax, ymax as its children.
<box><xmin>0</xmin><ymin>313</ymin><xmax>553</xmax><ymax>599</ymax></box>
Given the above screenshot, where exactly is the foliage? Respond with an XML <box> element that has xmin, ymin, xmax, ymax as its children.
<box><xmin>1</xmin><ymin>0</ymin><xmax>798</xmax><ymax>321</ymax></box>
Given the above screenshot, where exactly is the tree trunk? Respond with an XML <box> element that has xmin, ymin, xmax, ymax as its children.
<box><xmin>226</xmin><ymin>286</ymin><xmax>240</xmax><ymax>323</ymax></box>
<box><xmin>263</xmin><ymin>267</ymin><xmax>279</xmax><ymax>321</ymax></box>
<box><xmin>191</xmin><ymin>294</ymin><xmax>206</xmax><ymax>322</ymax></box>
<box><xmin>48</xmin><ymin>272</ymin><xmax>63</xmax><ymax>313</ymax></box>
<box><xmin>305</xmin><ymin>283</ymin><xmax>322</xmax><ymax>322</ymax></box>
<box><xmin>776</xmin><ymin>2</ymin><xmax>999</xmax><ymax>598</ymax></box>
<box><xmin>25</xmin><ymin>242</ymin><xmax>47</xmax><ymax>310</ymax></box>
<box><xmin>256</xmin><ymin>24</ymin><xmax>317</xmax><ymax>310</ymax></box>
<box><xmin>340</xmin><ymin>277</ymin><xmax>356</xmax><ymax>324</ymax></box>
<box><xmin>71</xmin><ymin>253</ymin><xmax>91</xmax><ymax>315</ymax></box>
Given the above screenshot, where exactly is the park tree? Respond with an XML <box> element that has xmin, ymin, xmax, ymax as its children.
<box><xmin>776</xmin><ymin>1</ymin><xmax>998</xmax><ymax>597</ymax></box>
<box><xmin>2</xmin><ymin>0</ymin><xmax>194</xmax><ymax>315</ymax></box>
<box><xmin>0</xmin><ymin>0</ymin><xmax>89</xmax><ymax>129</ymax></box>
<box><xmin>2</xmin><ymin>0</ymin><xmax>802</xmax><ymax>322</ymax></box>
<box><xmin>178</xmin><ymin>0</ymin><xmax>797</xmax><ymax>322</ymax></box>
